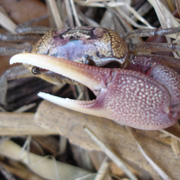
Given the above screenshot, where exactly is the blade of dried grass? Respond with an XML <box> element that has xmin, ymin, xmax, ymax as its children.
<box><xmin>65</xmin><ymin>0</ymin><xmax>74</xmax><ymax>27</ymax></box>
<box><xmin>94</xmin><ymin>157</ymin><xmax>111</xmax><ymax>180</ymax></box>
<box><xmin>84</xmin><ymin>126</ymin><xmax>138</xmax><ymax>180</ymax></box>
<box><xmin>100</xmin><ymin>10</ymin><xmax>114</xmax><ymax>29</ymax></box>
<box><xmin>0</xmin><ymin>112</ymin><xmax>55</xmax><ymax>135</ymax></box>
<box><xmin>175</xmin><ymin>0</ymin><xmax>180</xmax><ymax>16</ymax></box>
<box><xmin>0</xmin><ymin>162</ymin><xmax>43</xmax><ymax>180</ymax></box>
<box><xmin>148</xmin><ymin>0</ymin><xmax>180</xmax><ymax>58</ymax></box>
<box><xmin>115</xmin><ymin>7</ymin><xmax>150</xmax><ymax>29</ymax></box>
<box><xmin>127</xmin><ymin>127</ymin><xmax>171</xmax><ymax>180</ymax></box>
<box><xmin>20</xmin><ymin>136</ymin><xmax>32</xmax><ymax>160</ymax></box>
<box><xmin>33</xmin><ymin>136</ymin><xmax>59</xmax><ymax>154</ymax></box>
<box><xmin>0</xmin><ymin>140</ymin><xmax>94</xmax><ymax>180</ymax></box>
<box><xmin>131</xmin><ymin>2</ymin><xmax>152</xmax><ymax>22</ymax></box>
<box><xmin>166</xmin><ymin>0</ymin><xmax>175</xmax><ymax>12</ymax></box>
<box><xmin>77</xmin><ymin>0</ymin><xmax>153</xmax><ymax>28</ymax></box>
<box><xmin>75</xmin><ymin>0</ymin><xmax>104</xmax><ymax>7</ymax></box>
<box><xmin>59</xmin><ymin>136</ymin><xmax>68</xmax><ymax>154</ymax></box>
<box><xmin>159</xmin><ymin>129</ymin><xmax>180</xmax><ymax>158</ymax></box>
<box><xmin>0</xmin><ymin>10</ymin><xmax>16</xmax><ymax>33</ymax></box>
<box><xmin>46</xmin><ymin>0</ymin><xmax>63</xmax><ymax>28</ymax></box>
<box><xmin>148</xmin><ymin>0</ymin><xmax>180</xmax><ymax>30</ymax></box>
<box><xmin>171</xmin><ymin>138</ymin><xmax>180</xmax><ymax>158</ymax></box>
<box><xmin>70</xmin><ymin>0</ymin><xmax>81</xmax><ymax>26</ymax></box>
<box><xmin>122</xmin><ymin>3</ymin><xmax>154</xmax><ymax>28</ymax></box>
<box><xmin>14</xmin><ymin>104</ymin><xmax>37</xmax><ymax>112</ymax></box>
<box><xmin>0</xmin><ymin>74</ymin><xmax>7</xmax><ymax>105</ymax></box>
<box><xmin>75</xmin><ymin>0</ymin><xmax>127</xmax><ymax>8</ymax></box>
<box><xmin>75</xmin><ymin>173</ymin><xmax>97</xmax><ymax>180</ymax></box>
<box><xmin>101</xmin><ymin>8</ymin><xmax>135</xmax><ymax>38</ymax></box>
<box><xmin>78</xmin><ymin>10</ymin><xmax>99</xmax><ymax>27</ymax></box>
<box><xmin>86</xmin><ymin>0</ymin><xmax>109</xmax><ymax>2</ymax></box>
<box><xmin>0</xmin><ymin>163</ymin><xmax>16</xmax><ymax>180</ymax></box>
<box><xmin>159</xmin><ymin>129</ymin><xmax>180</xmax><ymax>143</ymax></box>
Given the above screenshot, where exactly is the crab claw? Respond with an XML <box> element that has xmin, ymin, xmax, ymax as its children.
<box><xmin>10</xmin><ymin>53</ymin><xmax>180</xmax><ymax>130</ymax></box>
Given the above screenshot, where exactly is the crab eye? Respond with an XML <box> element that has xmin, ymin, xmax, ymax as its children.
<box><xmin>31</xmin><ymin>66</ymin><xmax>40</xmax><ymax>75</ymax></box>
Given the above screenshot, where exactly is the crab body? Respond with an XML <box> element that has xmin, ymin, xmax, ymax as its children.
<box><xmin>32</xmin><ymin>27</ymin><xmax>128</xmax><ymax>67</ymax></box>
<box><xmin>10</xmin><ymin>27</ymin><xmax>180</xmax><ymax>130</ymax></box>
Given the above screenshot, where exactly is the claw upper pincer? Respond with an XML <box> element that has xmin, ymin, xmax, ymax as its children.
<box><xmin>10</xmin><ymin>53</ymin><xmax>179</xmax><ymax>130</ymax></box>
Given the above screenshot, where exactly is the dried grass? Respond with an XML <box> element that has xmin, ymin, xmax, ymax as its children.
<box><xmin>46</xmin><ymin>0</ymin><xmax>63</xmax><ymax>28</ymax></box>
<box><xmin>0</xmin><ymin>9</ymin><xmax>16</xmax><ymax>33</ymax></box>
<box><xmin>84</xmin><ymin>127</ymin><xmax>138</xmax><ymax>180</ymax></box>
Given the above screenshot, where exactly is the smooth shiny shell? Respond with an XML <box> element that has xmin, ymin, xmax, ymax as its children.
<box><xmin>31</xmin><ymin>27</ymin><xmax>128</xmax><ymax>67</ymax></box>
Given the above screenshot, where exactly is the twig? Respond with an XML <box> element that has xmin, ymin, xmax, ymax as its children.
<box><xmin>70</xmin><ymin>0</ymin><xmax>81</xmax><ymax>26</ymax></box>
<box><xmin>94</xmin><ymin>157</ymin><xmax>110</xmax><ymax>180</ymax></box>
<box><xmin>127</xmin><ymin>127</ymin><xmax>171</xmax><ymax>180</ymax></box>
<box><xmin>46</xmin><ymin>0</ymin><xmax>63</xmax><ymax>28</ymax></box>
<box><xmin>0</xmin><ymin>10</ymin><xmax>16</xmax><ymax>33</ymax></box>
<box><xmin>84</xmin><ymin>126</ymin><xmax>138</xmax><ymax>180</ymax></box>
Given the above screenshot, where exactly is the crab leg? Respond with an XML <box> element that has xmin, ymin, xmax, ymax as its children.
<box><xmin>10</xmin><ymin>53</ymin><xmax>180</xmax><ymax>130</ymax></box>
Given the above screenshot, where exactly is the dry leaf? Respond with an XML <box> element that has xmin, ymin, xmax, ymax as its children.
<box><xmin>0</xmin><ymin>140</ymin><xmax>94</xmax><ymax>180</ymax></box>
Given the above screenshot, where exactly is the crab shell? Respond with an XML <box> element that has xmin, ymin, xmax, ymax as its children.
<box><xmin>24</xmin><ymin>27</ymin><xmax>129</xmax><ymax>85</ymax></box>
<box><xmin>31</xmin><ymin>27</ymin><xmax>128</xmax><ymax>67</ymax></box>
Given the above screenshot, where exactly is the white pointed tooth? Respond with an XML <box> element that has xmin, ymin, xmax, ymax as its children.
<box><xmin>38</xmin><ymin>92</ymin><xmax>78</xmax><ymax>109</ymax></box>
<box><xmin>38</xmin><ymin>92</ymin><xmax>101</xmax><ymax>117</ymax></box>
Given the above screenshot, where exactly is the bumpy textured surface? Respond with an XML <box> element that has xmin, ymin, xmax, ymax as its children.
<box><xmin>100</xmin><ymin>69</ymin><xmax>175</xmax><ymax>130</ymax></box>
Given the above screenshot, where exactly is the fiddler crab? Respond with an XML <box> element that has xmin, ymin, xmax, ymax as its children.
<box><xmin>8</xmin><ymin>26</ymin><xmax>180</xmax><ymax>130</ymax></box>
